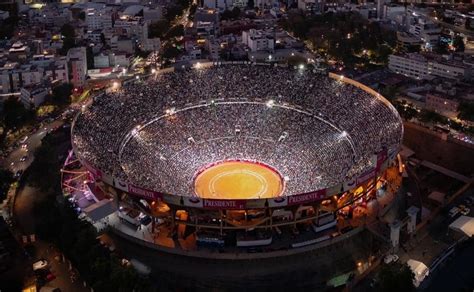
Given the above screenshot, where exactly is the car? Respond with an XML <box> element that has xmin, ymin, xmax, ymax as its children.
<box><xmin>384</xmin><ymin>254</ymin><xmax>399</xmax><ymax>264</ymax></box>
<box><xmin>448</xmin><ymin>207</ymin><xmax>461</xmax><ymax>218</ymax></box>
<box><xmin>14</xmin><ymin>170</ymin><xmax>23</xmax><ymax>179</ymax></box>
<box><xmin>46</xmin><ymin>272</ymin><xmax>56</xmax><ymax>282</ymax></box>
<box><xmin>32</xmin><ymin>259</ymin><xmax>48</xmax><ymax>271</ymax></box>
<box><xmin>459</xmin><ymin>204</ymin><xmax>470</xmax><ymax>216</ymax></box>
<box><xmin>19</xmin><ymin>136</ymin><xmax>28</xmax><ymax>144</ymax></box>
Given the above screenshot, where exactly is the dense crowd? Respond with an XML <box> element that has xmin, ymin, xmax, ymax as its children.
<box><xmin>73</xmin><ymin>64</ymin><xmax>403</xmax><ymax>197</ymax></box>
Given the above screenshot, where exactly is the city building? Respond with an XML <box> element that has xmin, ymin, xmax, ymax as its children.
<box><xmin>20</xmin><ymin>84</ymin><xmax>49</xmax><ymax>109</ymax></box>
<box><xmin>425</xmin><ymin>93</ymin><xmax>459</xmax><ymax>118</ymax></box>
<box><xmin>396</xmin><ymin>32</ymin><xmax>423</xmax><ymax>53</ymax></box>
<box><xmin>67</xmin><ymin>47</ymin><xmax>87</xmax><ymax>88</ymax></box>
<box><xmin>388</xmin><ymin>53</ymin><xmax>472</xmax><ymax>81</ymax></box>
<box><xmin>242</xmin><ymin>29</ymin><xmax>275</xmax><ymax>52</ymax></box>
<box><xmin>202</xmin><ymin>0</ymin><xmax>233</xmax><ymax>12</ymax></box>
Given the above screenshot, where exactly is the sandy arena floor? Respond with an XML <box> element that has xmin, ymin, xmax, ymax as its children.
<box><xmin>194</xmin><ymin>161</ymin><xmax>283</xmax><ymax>199</ymax></box>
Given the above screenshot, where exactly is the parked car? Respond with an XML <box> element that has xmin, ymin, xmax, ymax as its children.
<box><xmin>448</xmin><ymin>207</ymin><xmax>461</xmax><ymax>218</ymax></box>
<box><xmin>14</xmin><ymin>170</ymin><xmax>23</xmax><ymax>179</ymax></box>
<box><xmin>32</xmin><ymin>259</ymin><xmax>48</xmax><ymax>271</ymax></box>
<box><xmin>458</xmin><ymin>204</ymin><xmax>470</xmax><ymax>216</ymax></box>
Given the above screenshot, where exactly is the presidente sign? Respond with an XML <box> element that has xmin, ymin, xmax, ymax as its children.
<box><xmin>203</xmin><ymin>199</ymin><xmax>246</xmax><ymax>209</ymax></box>
<box><xmin>288</xmin><ymin>189</ymin><xmax>327</xmax><ymax>205</ymax></box>
<box><xmin>128</xmin><ymin>185</ymin><xmax>163</xmax><ymax>200</ymax></box>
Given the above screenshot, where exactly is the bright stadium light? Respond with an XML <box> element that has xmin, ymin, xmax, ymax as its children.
<box><xmin>341</xmin><ymin>131</ymin><xmax>348</xmax><ymax>138</ymax></box>
<box><xmin>266</xmin><ymin>99</ymin><xmax>275</xmax><ymax>108</ymax></box>
<box><xmin>195</xmin><ymin>62</ymin><xmax>201</xmax><ymax>69</ymax></box>
<box><xmin>151</xmin><ymin>68</ymin><xmax>157</xmax><ymax>74</ymax></box>
<box><xmin>135</xmin><ymin>75</ymin><xmax>140</xmax><ymax>80</ymax></box>
<box><xmin>299</xmin><ymin>64</ymin><xmax>305</xmax><ymax>70</ymax></box>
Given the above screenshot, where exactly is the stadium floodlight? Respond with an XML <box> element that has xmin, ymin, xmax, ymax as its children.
<box><xmin>266</xmin><ymin>99</ymin><xmax>275</xmax><ymax>108</ymax></box>
<box><xmin>135</xmin><ymin>75</ymin><xmax>140</xmax><ymax>80</ymax></box>
<box><xmin>299</xmin><ymin>64</ymin><xmax>305</xmax><ymax>70</ymax></box>
<box><xmin>151</xmin><ymin>68</ymin><xmax>157</xmax><ymax>74</ymax></box>
<box><xmin>195</xmin><ymin>62</ymin><xmax>201</xmax><ymax>69</ymax></box>
<box><xmin>341</xmin><ymin>131</ymin><xmax>348</xmax><ymax>138</ymax></box>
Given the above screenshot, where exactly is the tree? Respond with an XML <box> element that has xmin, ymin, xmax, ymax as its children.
<box><xmin>458</xmin><ymin>102</ymin><xmax>474</xmax><ymax>122</ymax></box>
<box><xmin>164</xmin><ymin>24</ymin><xmax>184</xmax><ymax>39</ymax></box>
<box><xmin>86</xmin><ymin>46</ymin><xmax>94</xmax><ymax>69</ymax></box>
<box><xmin>1</xmin><ymin>97</ymin><xmax>35</xmax><ymax>130</ymax></box>
<box><xmin>453</xmin><ymin>36</ymin><xmax>465</xmax><ymax>52</ymax></box>
<box><xmin>148</xmin><ymin>20</ymin><xmax>170</xmax><ymax>38</ymax></box>
<box><xmin>375</xmin><ymin>263</ymin><xmax>416</xmax><ymax>292</ymax></box>
<box><xmin>51</xmin><ymin>83</ymin><xmax>73</xmax><ymax>105</ymax></box>
<box><xmin>0</xmin><ymin>16</ymin><xmax>19</xmax><ymax>40</ymax></box>
<box><xmin>0</xmin><ymin>169</ymin><xmax>14</xmax><ymax>202</ymax></box>
<box><xmin>59</xmin><ymin>24</ymin><xmax>76</xmax><ymax>55</ymax></box>
<box><xmin>78</xmin><ymin>11</ymin><xmax>86</xmax><ymax>21</ymax></box>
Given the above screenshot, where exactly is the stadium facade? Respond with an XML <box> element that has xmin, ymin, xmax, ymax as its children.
<box><xmin>65</xmin><ymin>62</ymin><xmax>404</xmax><ymax>253</ymax></box>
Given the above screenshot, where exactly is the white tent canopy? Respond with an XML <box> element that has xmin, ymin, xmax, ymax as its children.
<box><xmin>407</xmin><ymin>259</ymin><xmax>429</xmax><ymax>287</ymax></box>
<box><xmin>449</xmin><ymin>216</ymin><xmax>474</xmax><ymax>237</ymax></box>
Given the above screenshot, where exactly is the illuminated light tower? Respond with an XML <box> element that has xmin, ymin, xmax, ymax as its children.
<box><xmin>266</xmin><ymin>99</ymin><xmax>275</xmax><ymax>108</ymax></box>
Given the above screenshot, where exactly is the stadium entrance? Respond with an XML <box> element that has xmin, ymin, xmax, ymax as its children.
<box><xmin>194</xmin><ymin>161</ymin><xmax>284</xmax><ymax>199</ymax></box>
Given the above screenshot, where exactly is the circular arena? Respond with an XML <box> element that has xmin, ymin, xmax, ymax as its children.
<box><xmin>68</xmin><ymin>62</ymin><xmax>404</xmax><ymax>257</ymax></box>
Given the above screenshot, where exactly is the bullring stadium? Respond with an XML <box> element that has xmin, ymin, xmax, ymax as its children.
<box><xmin>63</xmin><ymin>62</ymin><xmax>404</xmax><ymax>261</ymax></box>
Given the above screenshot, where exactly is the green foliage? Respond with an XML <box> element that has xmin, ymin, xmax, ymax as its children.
<box><xmin>280</xmin><ymin>11</ymin><xmax>395</xmax><ymax>66</ymax></box>
<box><xmin>162</xmin><ymin>45</ymin><xmax>181</xmax><ymax>59</ymax></box>
<box><xmin>458</xmin><ymin>101</ymin><xmax>474</xmax><ymax>122</ymax></box>
<box><xmin>51</xmin><ymin>83</ymin><xmax>73</xmax><ymax>105</ymax></box>
<box><xmin>0</xmin><ymin>16</ymin><xmax>19</xmax><ymax>40</ymax></box>
<box><xmin>221</xmin><ymin>7</ymin><xmax>241</xmax><ymax>21</ymax></box>
<box><xmin>164</xmin><ymin>24</ymin><xmax>184</xmax><ymax>39</ymax></box>
<box><xmin>394</xmin><ymin>101</ymin><xmax>419</xmax><ymax>120</ymax></box>
<box><xmin>188</xmin><ymin>3</ymin><xmax>197</xmax><ymax>20</ymax></box>
<box><xmin>375</xmin><ymin>263</ymin><xmax>416</xmax><ymax>292</ymax></box>
<box><xmin>149</xmin><ymin>20</ymin><xmax>170</xmax><ymax>38</ymax></box>
<box><xmin>78</xmin><ymin>11</ymin><xmax>86</xmax><ymax>21</ymax></box>
<box><xmin>1</xmin><ymin>97</ymin><xmax>35</xmax><ymax>130</ymax></box>
<box><xmin>453</xmin><ymin>36</ymin><xmax>465</xmax><ymax>52</ymax></box>
<box><xmin>0</xmin><ymin>169</ymin><xmax>14</xmax><ymax>202</ymax></box>
<box><xmin>27</xmin><ymin>134</ymin><xmax>63</xmax><ymax>192</ymax></box>
<box><xmin>28</xmin><ymin>133</ymin><xmax>154</xmax><ymax>290</ymax></box>
<box><xmin>86</xmin><ymin>46</ymin><xmax>94</xmax><ymax>69</ymax></box>
<box><xmin>419</xmin><ymin>109</ymin><xmax>447</xmax><ymax>124</ymax></box>
<box><xmin>59</xmin><ymin>24</ymin><xmax>76</xmax><ymax>55</ymax></box>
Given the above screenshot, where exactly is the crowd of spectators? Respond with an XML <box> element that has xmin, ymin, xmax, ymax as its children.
<box><xmin>73</xmin><ymin>64</ymin><xmax>403</xmax><ymax>197</ymax></box>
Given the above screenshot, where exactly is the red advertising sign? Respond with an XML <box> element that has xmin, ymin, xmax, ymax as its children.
<box><xmin>288</xmin><ymin>189</ymin><xmax>327</xmax><ymax>205</ymax></box>
<box><xmin>128</xmin><ymin>185</ymin><xmax>163</xmax><ymax>200</ymax></box>
<box><xmin>203</xmin><ymin>199</ymin><xmax>246</xmax><ymax>209</ymax></box>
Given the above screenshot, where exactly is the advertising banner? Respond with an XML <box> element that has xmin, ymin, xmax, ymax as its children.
<box><xmin>288</xmin><ymin>189</ymin><xmax>326</xmax><ymax>205</ymax></box>
<box><xmin>128</xmin><ymin>185</ymin><xmax>163</xmax><ymax>200</ymax></box>
<box><xmin>203</xmin><ymin>199</ymin><xmax>246</xmax><ymax>209</ymax></box>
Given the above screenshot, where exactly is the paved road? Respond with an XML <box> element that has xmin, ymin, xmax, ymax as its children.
<box><xmin>0</xmin><ymin>119</ymin><xmax>64</xmax><ymax>174</ymax></box>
